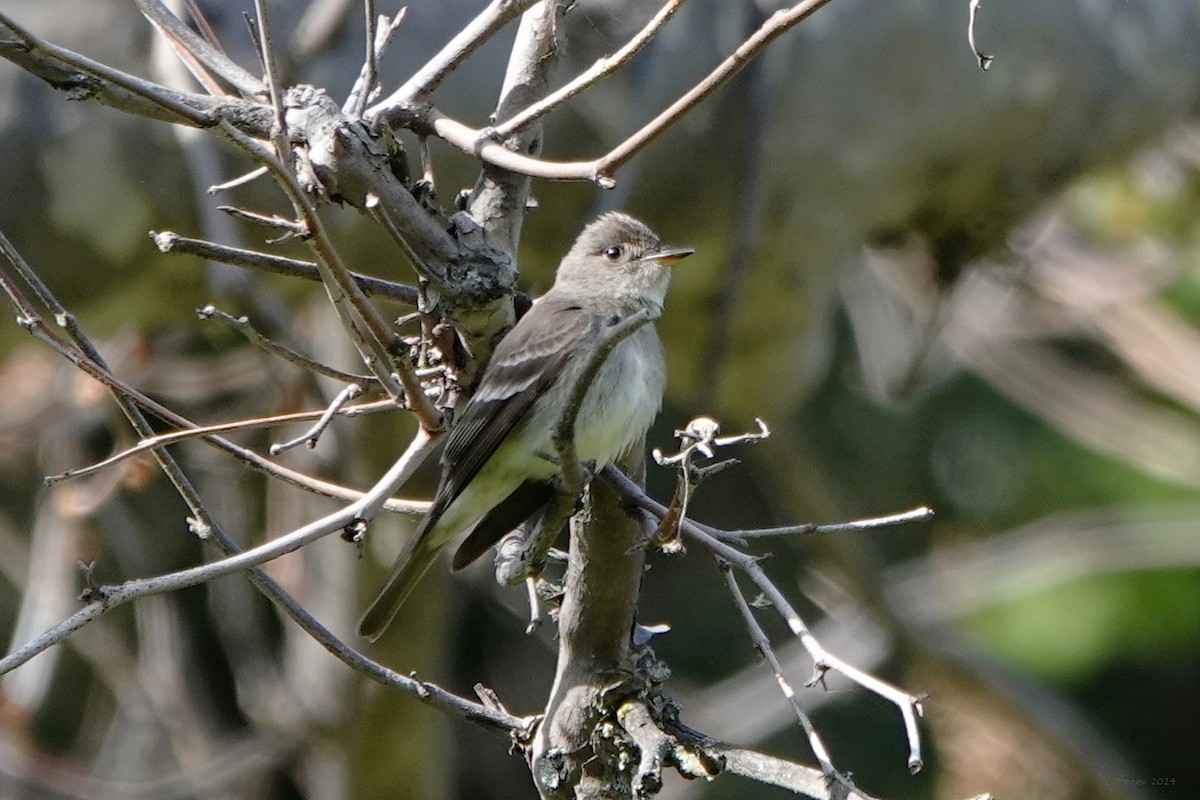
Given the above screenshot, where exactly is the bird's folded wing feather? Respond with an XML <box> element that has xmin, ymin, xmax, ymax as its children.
<box><xmin>435</xmin><ymin>296</ymin><xmax>597</xmax><ymax>509</ymax></box>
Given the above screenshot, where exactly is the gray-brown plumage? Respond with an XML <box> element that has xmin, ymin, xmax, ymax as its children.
<box><xmin>358</xmin><ymin>212</ymin><xmax>692</xmax><ymax>640</ymax></box>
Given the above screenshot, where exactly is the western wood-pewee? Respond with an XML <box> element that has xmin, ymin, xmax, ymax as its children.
<box><xmin>358</xmin><ymin>212</ymin><xmax>692</xmax><ymax>640</ymax></box>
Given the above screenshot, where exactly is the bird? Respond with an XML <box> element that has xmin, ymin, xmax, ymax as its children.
<box><xmin>358</xmin><ymin>212</ymin><xmax>693</xmax><ymax>640</ymax></box>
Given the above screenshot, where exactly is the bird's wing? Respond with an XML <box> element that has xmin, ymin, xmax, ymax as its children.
<box><xmin>435</xmin><ymin>295</ymin><xmax>597</xmax><ymax>509</ymax></box>
<box><xmin>450</xmin><ymin>479</ymin><xmax>557</xmax><ymax>570</ymax></box>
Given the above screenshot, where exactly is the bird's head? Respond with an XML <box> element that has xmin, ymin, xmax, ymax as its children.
<box><xmin>554</xmin><ymin>212</ymin><xmax>693</xmax><ymax>311</ymax></box>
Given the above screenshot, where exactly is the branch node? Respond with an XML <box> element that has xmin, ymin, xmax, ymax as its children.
<box><xmin>187</xmin><ymin>515</ymin><xmax>213</xmax><ymax>540</ymax></box>
<box><xmin>342</xmin><ymin>517</ymin><xmax>367</xmax><ymax>550</ymax></box>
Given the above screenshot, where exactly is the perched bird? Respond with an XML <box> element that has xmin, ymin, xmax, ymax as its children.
<box><xmin>358</xmin><ymin>212</ymin><xmax>692</xmax><ymax>640</ymax></box>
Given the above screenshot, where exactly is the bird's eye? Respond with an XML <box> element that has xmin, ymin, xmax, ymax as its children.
<box><xmin>603</xmin><ymin>245</ymin><xmax>622</xmax><ymax>260</ymax></box>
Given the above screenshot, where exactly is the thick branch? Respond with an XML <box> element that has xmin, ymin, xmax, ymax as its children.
<box><xmin>0</xmin><ymin>13</ymin><xmax>271</xmax><ymax>131</ymax></box>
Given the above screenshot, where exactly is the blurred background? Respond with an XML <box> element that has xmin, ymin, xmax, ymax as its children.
<box><xmin>1</xmin><ymin>0</ymin><xmax>1199</xmax><ymax>798</ymax></box>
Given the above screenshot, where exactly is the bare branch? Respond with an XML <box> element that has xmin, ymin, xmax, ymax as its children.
<box><xmin>216</xmin><ymin>122</ymin><xmax>440</xmax><ymax>424</ymax></box>
<box><xmin>45</xmin><ymin>399</ymin><xmax>398</xmax><ymax>486</ymax></box>
<box><xmin>1</xmin><ymin>427</ymin><xmax>436</xmax><ymax>677</ymax></box>
<box><xmin>354</xmin><ymin>0</ymin><xmax>379</xmax><ymax>117</ymax></box>
<box><xmin>152</xmin><ymin>231</ymin><xmax>419</xmax><ymax>304</ymax></box>
<box><xmin>135</xmin><ymin>0</ymin><xmax>265</xmax><ymax>96</ymax></box>
<box><xmin>344</xmin><ymin>7</ymin><xmax>407</xmax><ymax>115</ymax></box>
<box><xmin>464</xmin><ymin>0</ymin><xmax>566</xmax><ymax>257</ymax></box>
<box><xmin>0</xmin><ymin>243</ymin><xmax>420</xmax><ymax>510</ymax></box>
<box><xmin>666</xmin><ymin>723</ymin><xmax>885</xmax><ymax>800</ymax></box>
<box><xmin>490</xmin><ymin>0</ymin><xmax>690</xmax><ymax>140</ymax></box>
<box><xmin>370</xmin><ymin>0</ymin><xmax>542</xmax><ymax>107</ymax></box>
<box><xmin>730</xmin><ymin>506</ymin><xmax>935</xmax><ymax>541</ymax></box>
<box><xmin>719</xmin><ymin>563</ymin><xmax>839</xmax><ymax>778</ymax></box>
<box><xmin>0</xmin><ymin>12</ymin><xmax>229</xmax><ymax>127</ymax></box>
<box><xmin>592</xmin><ymin>0</ymin><xmax>834</xmax><ymax>182</ymax></box>
<box><xmin>253</xmin><ymin>0</ymin><xmax>287</xmax><ymax>137</ymax></box>
<box><xmin>398</xmin><ymin>0</ymin><xmax>837</xmax><ymax>186</ymax></box>
<box><xmin>270</xmin><ymin>383</ymin><xmax>363</xmax><ymax>455</ymax></box>
<box><xmin>601</xmin><ymin>464</ymin><xmax>929</xmax><ymax>774</ymax></box>
<box><xmin>198</xmin><ymin>305</ymin><xmax>376</xmax><ymax>384</ymax></box>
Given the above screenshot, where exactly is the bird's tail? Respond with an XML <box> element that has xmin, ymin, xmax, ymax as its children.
<box><xmin>357</xmin><ymin>516</ymin><xmax>443</xmax><ymax>641</ymax></box>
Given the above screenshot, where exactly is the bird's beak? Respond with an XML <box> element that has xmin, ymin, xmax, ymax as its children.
<box><xmin>644</xmin><ymin>246</ymin><xmax>694</xmax><ymax>265</ymax></box>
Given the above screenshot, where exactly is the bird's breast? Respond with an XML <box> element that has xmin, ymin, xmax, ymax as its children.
<box><xmin>574</xmin><ymin>325</ymin><xmax>666</xmax><ymax>464</ymax></box>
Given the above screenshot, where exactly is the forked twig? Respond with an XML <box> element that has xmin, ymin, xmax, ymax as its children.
<box><xmin>270</xmin><ymin>383</ymin><xmax>363</xmax><ymax>454</ymax></box>
<box><xmin>601</xmin><ymin>464</ymin><xmax>930</xmax><ymax>774</ymax></box>
<box><xmin>379</xmin><ymin>0</ymin><xmax>838</xmax><ymax>186</ymax></box>
<box><xmin>134</xmin><ymin>0</ymin><xmax>265</xmax><ymax>96</ymax></box>
<box><xmin>372</xmin><ymin>0</ymin><xmax>541</xmax><ymax>106</ymax></box>
<box><xmin>0</xmin><ymin>247</ymin><xmax>420</xmax><ymax>511</ymax></box>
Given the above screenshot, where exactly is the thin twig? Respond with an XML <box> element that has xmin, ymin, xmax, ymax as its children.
<box><xmin>601</xmin><ymin>465</ymin><xmax>928</xmax><ymax>773</ymax></box>
<box><xmin>388</xmin><ymin>0</ymin><xmax>837</xmax><ymax>186</ymax></box>
<box><xmin>592</xmin><ymin>0</ymin><xmax>834</xmax><ymax>182</ymax></box>
<box><xmin>270</xmin><ymin>383</ymin><xmax>362</xmax><ymax>454</ymax></box>
<box><xmin>718</xmin><ymin>563</ymin><xmax>839</xmax><ymax>778</ymax></box>
<box><xmin>45</xmin><ymin>399</ymin><xmax>398</xmax><ymax>485</ymax></box>
<box><xmin>208</xmin><ymin>165</ymin><xmax>269</xmax><ymax>192</ymax></box>
<box><xmin>0</xmin><ymin>241</ymin><xmax>420</xmax><ymax>510</ymax></box>
<box><xmin>371</xmin><ymin>0</ymin><xmax>542</xmax><ymax>106</ymax></box>
<box><xmin>152</xmin><ymin>231</ymin><xmax>419</xmax><ymax>304</ymax></box>
<box><xmin>16</xmin><ymin>317</ymin><xmax>422</xmax><ymax>511</ymax></box>
<box><xmin>198</xmin><ymin>304</ymin><xmax>379</xmax><ymax>384</ymax></box>
<box><xmin>344</xmin><ymin>7</ymin><xmax>409</xmax><ymax>114</ymax></box>
<box><xmin>215</xmin><ymin>120</ymin><xmax>443</xmax><ymax>429</ymax></box>
<box><xmin>216</xmin><ymin>122</ymin><xmax>416</xmax><ymax>408</ymax></box>
<box><xmin>218</xmin><ymin>205</ymin><xmax>306</xmax><ymax>234</ymax></box>
<box><xmin>489</xmin><ymin>0</ymin><xmax>690</xmax><ymax>140</ymax></box>
<box><xmin>134</xmin><ymin>0</ymin><xmax>265</xmax><ymax>96</ymax></box>
<box><xmin>352</xmin><ymin>0</ymin><xmax>379</xmax><ymax>117</ymax></box>
<box><xmin>1</xmin><ymin>429</ymin><xmax>436</xmax><ymax>676</ymax></box>
<box><xmin>253</xmin><ymin>0</ymin><xmax>287</xmax><ymax>137</ymax></box>
<box><xmin>0</xmin><ymin>12</ymin><xmax>221</xmax><ymax>127</ymax></box>
<box><xmin>0</xmin><ymin>235</ymin><xmax>516</xmax><ymax>740</ymax></box>
<box><xmin>731</xmin><ymin>506</ymin><xmax>935</xmax><ymax>540</ymax></box>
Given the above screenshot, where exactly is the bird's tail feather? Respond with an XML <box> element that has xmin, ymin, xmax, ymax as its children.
<box><xmin>357</xmin><ymin>520</ymin><xmax>442</xmax><ymax>641</ymax></box>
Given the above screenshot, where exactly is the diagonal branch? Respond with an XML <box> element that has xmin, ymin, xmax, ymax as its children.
<box><xmin>601</xmin><ymin>464</ymin><xmax>929</xmax><ymax>774</ymax></box>
<box><xmin>45</xmin><ymin>400</ymin><xmax>399</xmax><ymax>486</ymax></box>
<box><xmin>0</xmin><ymin>11</ymin><xmax>231</xmax><ymax>126</ymax></box>
<box><xmin>382</xmin><ymin>0</ymin><xmax>838</xmax><ymax>186</ymax></box>
<box><xmin>151</xmin><ymin>231</ymin><xmax>419</xmax><ymax>304</ymax></box>
<box><xmin>489</xmin><ymin>0</ymin><xmax>691</xmax><ymax>140</ymax></box>
<box><xmin>370</xmin><ymin>0</ymin><xmax>542</xmax><ymax>107</ymax></box>
<box><xmin>0</xmin><ymin>426</ymin><xmax>436</xmax><ymax>677</ymax></box>
<box><xmin>135</xmin><ymin>0</ymin><xmax>265</xmax><ymax>96</ymax></box>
